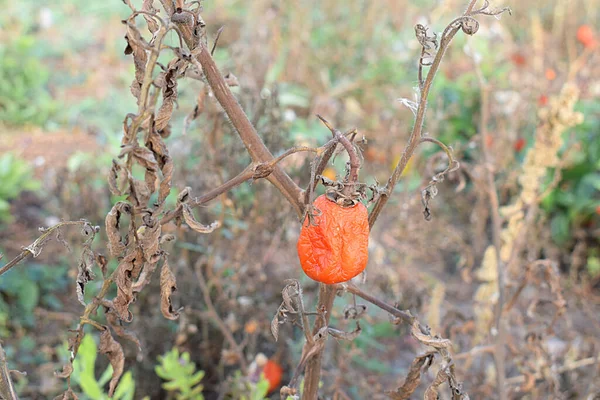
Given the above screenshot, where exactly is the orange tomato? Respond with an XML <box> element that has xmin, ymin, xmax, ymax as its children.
<box><xmin>576</xmin><ymin>25</ymin><xmax>596</xmax><ymax>48</ymax></box>
<box><xmin>263</xmin><ymin>360</ymin><xmax>283</xmax><ymax>393</ymax></box>
<box><xmin>545</xmin><ymin>68</ymin><xmax>556</xmax><ymax>81</ymax></box>
<box><xmin>297</xmin><ymin>195</ymin><xmax>369</xmax><ymax>284</ymax></box>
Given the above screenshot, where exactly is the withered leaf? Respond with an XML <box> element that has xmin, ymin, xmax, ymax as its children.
<box><xmin>108</xmin><ymin>160</ymin><xmax>127</xmax><ymax>196</ymax></box>
<box><xmin>423</xmin><ymin>365</ymin><xmax>451</xmax><ymax>400</ymax></box>
<box><xmin>142</xmin><ymin>0</ymin><xmax>159</xmax><ymax>34</ymax></box>
<box><xmin>155</xmin><ymin>60</ymin><xmax>184</xmax><ymax>131</ymax></box>
<box><xmin>182</xmin><ymin>205</ymin><xmax>220</xmax><ymax>234</ymax></box>
<box><xmin>105</xmin><ymin>306</ymin><xmax>142</xmax><ymax>353</ymax></box>
<box><xmin>124</xmin><ymin>26</ymin><xmax>148</xmax><ymax>103</ymax></box>
<box><xmin>53</xmin><ymin>388</ymin><xmax>79</xmax><ymax>400</ymax></box>
<box><xmin>132</xmin><ymin>260</ymin><xmax>159</xmax><ymax>295</ymax></box>
<box><xmin>138</xmin><ymin>211</ymin><xmax>161</xmax><ymax>263</ymax></box>
<box><xmin>327</xmin><ymin>322</ymin><xmax>362</xmax><ymax>341</ymax></box>
<box><xmin>160</xmin><ymin>260</ymin><xmax>181</xmax><ymax>320</ymax></box>
<box><xmin>113</xmin><ymin>250</ymin><xmax>144</xmax><ymax>322</ymax></box>
<box><xmin>99</xmin><ymin>329</ymin><xmax>124</xmax><ymax>398</ymax></box>
<box><xmin>76</xmin><ymin>247</ymin><xmax>96</xmax><ymax>306</ymax></box>
<box><xmin>270</xmin><ymin>313</ymin><xmax>279</xmax><ymax>342</ymax></box>
<box><xmin>54</xmin><ymin>362</ymin><xmax>73</xmax><ymax>379</ymax></box>
<box><xmin>385</xmin><ymin>353</ymin><xmax>434</xmax><ymax>399</ymax></box>
<box><xmin>411</xmin><ymin>320</ymin><xmax>452</xmax><ymax>349</ymax></box>
<box><xmin>105</xmin><ymin>202</ymin><xmax>132</xmax><ymax>257</ymax></box>
<box><xmin>157</xmin><ymin>155</ymin><xmax>173</xmax><ymax>206</ymax></box>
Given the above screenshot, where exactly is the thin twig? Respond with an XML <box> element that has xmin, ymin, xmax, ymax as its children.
<box><xmin>475</xmin><ymin>66</ymin><xmax>507</xmax><ymax>400</ymax></box>
<box><xmin>194</xmin><ymin>261</ymin><xmax>248</xmax><ymax>374</ymax></box>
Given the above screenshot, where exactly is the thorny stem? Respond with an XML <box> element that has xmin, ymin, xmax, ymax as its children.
<box><xmin>368</xmin><ymin>0</ymin><xmax>479</xmax><ymax>228</ymax></box>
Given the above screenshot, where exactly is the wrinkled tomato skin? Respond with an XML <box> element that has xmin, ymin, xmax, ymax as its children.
<box><xmin>297</xmin><ymin>195</ymin><xmax>369</xmax><ymax>284</ymax></box>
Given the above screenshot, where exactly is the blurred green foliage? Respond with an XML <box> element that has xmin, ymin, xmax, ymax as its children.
<box><xmin>0</xmin><ymin>262</ymin><xmax>68</xmax><ymax>331</ymax></box>
<box><xmin>155</xmin><ymin>348</ymin><xmax>205</xmax><ymax>400</ymax></box>
<box><xmin>0</xmin><ymin>153</ymin><xmax>41</xmax><ymax>222</ymax></box>
<box><xmin>0</xmin><ymin>35</ymin><xmax>57</xmax><ymax>126</ymax></box>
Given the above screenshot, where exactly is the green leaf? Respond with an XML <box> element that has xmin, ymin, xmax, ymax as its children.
<box><xmin>550</xmin><ymin>213</ymin><xmax>570</xmax><ymax>244</ymax></box>
<box><xmin>17</xmin><ymin>279</ymin><xmax>39</xmax><ymax>313</ymax></box>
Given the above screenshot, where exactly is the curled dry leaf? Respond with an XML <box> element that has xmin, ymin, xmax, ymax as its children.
<box><xmin>105</xmin><ymin>305</ymin><xmax>142</xmax><ymax>353</ymax></box>
<box><xmin>53</xmin><ymin>388</ymin><xmax>79</xmax><ymax>400</ymax></box>
<box><xmin>54</xmin><ymin>362</ymin><xmax>73</xmax><ymax>379</ymax></box>
<box><xmin>142</xmin><ymin>0</ymin><xmax>159</xmax><ymax>34</ymax></box>
<box><xmin>124</xmin><ymin>25</ymin><xmax>147</xmax><ymax>103</ymax></box>
<box><xmin>113</xmin><ymin>250</ymin><xmax>144</xmax><ymax>322</ymax></box>
<box><xmin>386</xmin><ymin>352</ymin><xmax>435</xmax><ymax>400</ymax></box>
<box><xmin>327</xmin><ymin>322</ymin><xmax>362</xmax><ymax>341</ymax></box>
<box><xmin>270</xmin><ymin>313</ymin><xmax>280</xmax><ymax>342</ymax></box>
<box><xmin>76</xmin><ymin>247</ymin><xmax>96</xmax><ymax>306</ymax></box>
<box><xmin>182</xmin><ymin>205</ymin><xmax>220</xmax><ymax>233</ymax></box>
<box><xmin>99</xmin><ymin>328</ymin><xmax>125</xmax><ymax>398</ymax></box>
<box><xmin>424</xmin><ymin>365</ymin><xmax>451</xmax><ymax>400</ymax></box>
<box><xmin>411</xmin><ymin>320</ymin><xmax>452</xmax><ymax>349</ymax></box>
<box><xmin>155</xmin><ymin>60</ymin><xmax>185</xmax><ymax>131</ymax></box>
<box><xmin>160</xmin><ymin>260</ymin><xmax>181</xmax><ymax>320</ymax></box>
<box><xmin>108</xmin><ymin>160</ymin><xmax>127</xmax><ymax>196</ymax></box>
<box><xmin>139</xmin><ymin>211</ymin><xmax>162</xmax><ymax>263</ymax></box>
<box><xmin>105</xmin><ymin>202</ymin><xmax>132</xmax><ymax>257</ymax></box>
<box><xmin>145</xmin><ymin>130</ymin><xmax>173</xmax><ymax>206</ymax></box>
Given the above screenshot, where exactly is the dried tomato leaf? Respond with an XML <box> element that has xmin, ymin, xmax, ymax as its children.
<box><xmin>99</xmin><ymin>329</ymin><xmax>124</xmax><ymax>398</ymax></box>
<box><xmin>182</xmin><ymin>205</ymin><xmax>220</xmax><ymax>234</ymax></box>
<box><xmin>54</xmin><ymin>388</ymin><xmax>79</xmax><ymax>400</ymax></box>
<box><xmin>113</xmin><ymin>250</ymin><xmax>144</xmax><ymax>322</ymax></box>
<box><xmin>124</xmin><ymin>27</ymin><xmax>147</xmax><ymax>104</ymax></box>
<box><xmin>142</xmin><ymin>0</ymin><xmax>159</xmax><ymax>33</ymax></box>
<box><xmin>155</xmin><ymin>60</ymin><xmax>184</xmax><ymax>131</ymax></box>
<box><xmin>105</xmin><ymin>202</ymin><xmax>132</xmax><ymax>257</ymax></box>
<box><xmin>105</xmin><ymin>305</ymin><xmax>142</xmax><ymax>353</ymax></box>
<box><xmin>385</xmin><ymin>353</ymin><xmax>434</xmax><ymax>400</ymax></box>
<box><xmin>410</xmin><ymin>320</ymin><xmax>452</xmax><ymax>349</ymax></box>
<box><xmin>54</xmin><ymin>362</ymin><xmax>73</xmax><ymax>379</ymax></box>
<box><xmin>139</xmin><ymin>212</ymin><xmax>162</xmax><ymax>263</ymax></box>
<box><xmin>76</xmin><ymin>247</ymin><xmax>96</xmax><ymax>306</ymax></box>
<box><xmin>160</xmin><ymin>260</ymin><xmax>181</xmax><ymax>320</ymax></box>
<box><xmin>108</xmin><ymin>160</ymin><xmax>127</xmax><ymax>196</ymax></box>
<box><xmin>270</xmin><ymin>313</ymin><xmax>279</xmax><ymax>342</ymax></box>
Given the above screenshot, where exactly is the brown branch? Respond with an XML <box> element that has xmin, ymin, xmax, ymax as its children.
<box><xmin>0</xmin><ymin>220</ymin><xmax>90</xmax><ymax>277</ymax></box>
<box><xmin>368</xmin><ymin>0</ymin><xmax>480</xmax><ymax>228</ymax></box>
<box><xmin>344</xmin><ymin>283</ymin><xmax>416</xmax><ymax>325</ymax></box>
<box><xmin>172</xmin><ymin>21</ymin><xmax>305</xmax><ymax>216</ymax></box>
<box><xmin>302</xmin><ymin>284</ymin><xmax>336</xmax><ymax>400</ymax></box>
<box><xmin>0</xmin><ymin>343</ymin><xmax>18</xmax><ymax>400</ymax></box>
<box><xmin>161</xmin><ymin>146</ymin><xmax>318</xmax><ymax>226</ymax></box>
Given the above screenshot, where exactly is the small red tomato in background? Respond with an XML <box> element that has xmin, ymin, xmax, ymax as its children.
<box><xmin>263</xmin><ymin>359</ymin><xmax>283</xmax><ymax>393</ymax></box>
<box><xmin>538</xmin><ymin>95</ymin><xmax>548</xmax><ymax>106</ymax></box>
<box><xmin>577</xmin><ymin>25</ymin><xmax>596</xmax><ymax>48</ymax></box>
<box><xmin>297</xmin><ymin>195</ymin><xmax>369</xmax><ymax>284</ymax></box>
<box><xmin>514</xmin><ymin>138</ymin><xmax>526</xmax><ymax>153</ymax></box>
<box><xmin>596</xmin><ymin>205</ymin><xmax>600</xmax><ymax>216</ymax></box>
<box><xmin>545</xmin><ymin>68</ymin><xmax>557</xmax><ymax>81</ymax></box>
<box><xmin>485</xmin><ymin>135</ymin><xmax>494</xmax><ymax>149</ymax></box>
<box><xmin>510</xmin><ymin>52</ymin><xmax>527</xmax><ymax>67</ymax></box>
